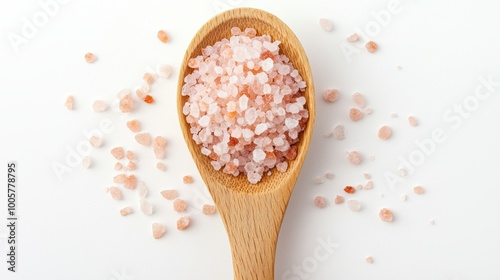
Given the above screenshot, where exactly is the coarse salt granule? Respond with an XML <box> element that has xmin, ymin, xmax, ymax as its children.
<box><xmin>92</xmin><ymin>100</ymin><xmax>107</xmax><ymax>112</ymax></box>
<box><xmin>143</xmin><ymin>95</ymin><xmax>155</xmax><ymax>104</ymax></box>
<box><xmin>347</xmin><ymin>199</ymin><xmax>361</xmax><ymax>211</ymax></box>
<box><xmin>363</xmin><ymin>173</ymin><xmax>371</xmax><ymax>180</ymax></box>
<box><xmin>313</xmin><ymin>177</ymin><xmax>325</xmax><ymax>184</ymax></box>
<box><xmin>140</xmin><ymin>198</ymin><xmax>153</xmax><ymax>215</ymax></box>
<box><xmin>202</xmin><ymin>204</ymin><xmax>217</xmax><ymax>215</ymax></box>
<box><xmin>160</xmin><ymin>189</ymin><xmax>178</xmax><ymax>200</ymax></box>
<box><xmin>379</xmin><ymin>208</ymin><xmax>393</xmax><ymax>222</ymax></box>
<box><xmin>363</xmin><ymin>181</ymin><xmax>373</xmax><ymax>190</ymax></box>
<box><xmin>123</xmin><ymin>175</ymin><xmax>138</xmax><ymax>189</ymax></box>
<box><xmin>182</xmin><ymin>29</ymin><xmax>308</xmax><ymax>184</ymax></box>
<box><xmin>152</xmin><ymin>223</ymin><xmax>166</xmax><ymax>239</ymax></box>
<box><xmin>352</xmin><ymin>92</ymin><xmax>366</xmax><ymax>108</ymax></box>
<box><xmin>143</xmin><ymin>72</ymin><xmax>155</xmax><ymax>85</ymax></box>
<box><xmin>378</xmin><ymin>125</ymin><xmax>392</xmax><ymax>140</ymax></box>
<box><xmin>346</xmin><ymin>33</ymin><xmax>359</xmax><ymax>42</ymax></box>
<box><xmin>173</xmin><ymin>198</ymin><xmax>187</xmax><ymax>212</ymax></box>
<box><xmin>64</xmin><ymin>96</ymin><xmax>74</xmax><ymax>110</ymax></box>
<box><xmin>347</xmin><ymin>151</ymin><xmax>362</xmax><ymax>165</ymax></box>
<box><xmin>114</xmin><ymin>162</ymin><xmax>123</xmax><ymax>170</ymax></box>
<box><xmin>413</xmin><ymin>186</ymin><xmax>425</xmax><ymax>195</ymax></box>
<box><xmin>89</xmin><ymin>135</ymin><xmax>103</xmax><ymax>148</ymax></box>
<box><xmin>365</xmin><ymin>108</ymin><xmax>373</xmax><ymax>115</ymax></box>
<box><xmin>120</xmin><ymin>206</ymin><xmax>133</xmax><ymax>216</ymax></box>
<box><xmin>119</xmin><ymin>94</ymin><xmax>134</xmax><ymax>113</ymax></box>
<box><xmin>398</xmin><ymin>168</ymin><xmax>407</xmax><ymax>176</ymax></box>
<box><xmin>84</xmin><ymin>52</ymin><xmax>97</xmax><ymax>63</ymax></box>
<box><xmin>156</xmin><ymin>162</ymin><xmax>166</xmax><ymax>171</ymax></box>
<box><xmin>183</xmin><ymin>175</ymin><xmax>194</xmax><ymax>184</ymax></box>
<box><xmin>177</xmin><ymin>216</ymin><xmax>190</xmax><ymax>230</ymax></box>
<box><xmin>111</xmin><ymin>147</ymin><xmax>124</xmax><ymax>159</ymax></box>
<box><xmin>157</xmin><ymin>64</ymin><xmax>172</xmax><ymax>78</ymax></box>
<box><xmin>333</xmin><ymin>124</ymin><xmax>345</xmax><ymax>140</ymax></box>
<box><xmin>109</xmin><ymin>186</ymin><xmax>122</xmax><ymax>200</ymax></box>
<box><xmin>334</xmin><ymin>195</ymin><xmax>345</xmax><ymax>204</ymax></box>
<box><xmin>153</xmin><ymin>136</ymin><xmax>167</xmax><ymax>159</ymax></box>
<box><xmin>138</xmin><ymin>181</ymin><xmax>148</xmax><ymax>198</ymax></box>
<box><xmin>157</xmin><ymin>30</ymin><xmax>169</xmax><ymax>43</ymax></box>
<box><xmin>365</xmin><ymin>256</ymin><xmax>374</xmax><ymax>264</ymax></box>
<box><xmin>135</xmin><ymin>133</ymin><xmax>152</xmax><ymax>146</ymax></box>
<box><xmin>126</xmin><ymin>150</ymin><xmax>134</xmax><ymax>160</ymax></box>
<box><xmin>401</xmin><ymin>194</ymin><xmax>407</xmax><ymax>201</ymax></box>
<box><xmin>323</xmin><ymin>89</ymin><xmax>339</xmax><ymax>102</ymax></box>
<box><xmin>82</xmin><ymin>156</ymin><xmax>91</xmax><ymax>169</ymax></box>
<box><xmin>344</xmin><ymin>186</ymin><xmax>356</xmax><ymax>194</ymax></box>
<box><xmin>319</xmin><ymin>18</ymin><xmax>333</xmax><ymax>32</ymax></box>
<box><xmin>408</xmin><ymin>116</ymin><xmax>418</xmax><ymax>127</ymax></box>
<box><xmin>314</xmin><ymin>196</ymin><xmax>327</xmax><ymax>208</ymax></box>
<box><xmin>325</xmin><ymin>171</ymin><xmax>334</xmax><ymax>180</ymax></box>
<box><xmin>126</xmin><ymin>120</ymin><xmax>141</xmax><ymax>133</ymax></box>
<box><xmin>365</xmin><ymin>41</ymin><xmax>378</xmax><ymax>53</ymax></box>
<box><xmin>349</xmin><ymin>108</ymin><xmax>363</xmax><ymax>121</ymax></box>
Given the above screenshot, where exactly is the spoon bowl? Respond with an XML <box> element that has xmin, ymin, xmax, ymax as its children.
<box><xmin>177</xmin><ymin>7</ymin><xmax>315</xmax><ymax>279</ymax></box>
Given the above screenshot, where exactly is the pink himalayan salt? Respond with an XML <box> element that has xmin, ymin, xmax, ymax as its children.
<box><xmin>313</xmin><ymin>177</ymin><xmax>324</xmax><ymax>184</ymax></box>
<box><xmin>365</xmin><ymin>41</ymin><xmax>378</xmax><ymax>53</ymax></box>
<box><xmin>349</xmin><ymin>108</ymin><xmax>363</xmax><ymax>121</ymax></box>
<box><xmin>126</xmin><ymin>120</ymin><xmax>141</xmax><ymax>133</ymax></box>
<box><xmin>182</xmin><ymin>30</ymin><xmax>307</xmax><ymax>184</ymax></box>
<box><xmin>314</xmin><ymin>196</ymin><xmax>327</xmax><ymax>208</ymax></box>
<box><xmin>363</xmin><ymin>181</ymin><xmax>373</xmax><ymax>190</ymax></box>
<box><xmin>347</xmin><ymin>33</ymin><xmax>359</xmax><ymax>42</ymax></box>
<box><xmin>346</xmin><ymin>199</ymin><xmax>361</xmax><ymax>211</ymax></box>
<box><xmin>177</xmin><ymin>216</ymin><xmax>190</xmax><ymax>230</ymax></box>
<box><xmin>89</xmin><ymin>135</ymin><xmax>103</xmax><ymax>148</ymax></box>
<box><xmin>119</xmin><ymin>94</ymin><xmax>134</xmax><ymax>113</ymax></box>
<box><xmin>173</xmin><ymin>199</ymin><xmax>187</xmax><ymax>212</ymax></box>
<box><xmin>363</xmin><ymin>173</ymin><xmax>371</xmax><ymax>180</ymax></box>
<box><xmin>111</xmin><ymin>147</ymin><xmax>124</xmax><ymax>159</ymax></box>
<box><xmin>140</xmin><ymin>198</ymin><xmax>153</xmax><ymax>215</ymax></box>
<box><xmin>352</xmin><ymin>92</ymin><xmax>366</xmax><ymax>108</ymax></box>
<box><xmin>156</xmin><ymin>162</ymin><xmax>166</xmax><ymax>171</ymax></box>
<box><xmin>64</xmin><ymin>96</ymin><xmax>74</xmax><ymax>110</ymax></box>
<box><xmin>160</xmin><ymin>189</ymin><xmax>178</xmax><ymax>200</ymax></box>
<box><xmin>183</xmin><ymin>175</ymin><xmax>194</xmax><ymax>184</ymax></box>
<box><xmin>126</xmin><ymin>150</ymin><xmax>134</xmax><ymax>160</ymax></box>
<box><xmin>324</xmin><ymin>171</ymin><xmax>334</xmax><ymax>180</ymax></box>
<box><xmin>365</xmin><ymin>256</ymin><xmax>374</xmax><ymax>264</ymax></box>
<box><xmin>378</xmin><ymin>125</ymin><xmax>392</xmax><ymax>140</ymax></box>
<box><xmin>120</xmin><ymin>206</ymin><xmax>133</xmax><ymax>216</ymax></box>
<box><xmin>143</xmin><ymin>72</ymin><xmax>155</xmax><ymax>85</ymax></box>
<box><xmin>319</xmin><ymin>18</ymin><xmax>333</xmax><ymax>32</ymax></box>
<box><xmin>123</xmin><ymin>175</ymin><xmax>138</xmax><ymax>189</ymax></box>
<box><xmin>84</xmin><ymin>52</ymin><xmax>97</xmax><ymax>63</ymax></box>
<box><xmin>138</xmin><ymin>181</ymin><xmax>148</xmax><ymax>198</ymax></box>
<box><xmin>399</xmin><ymin>168</ymin><xmax>408</xmax><ymax>176</ymax></box>
<box><xmin>202</xmin><ymin>204</ymin><xmax>217</xmax><ymax>215</ymax></box>
<box><xmin>323</xmin><ymin>89</ymin><xmax>339</xmax><ymax>102</ymax></box>
<box><xmin>333</xmin><ymin>125</ymin><xmax>345</xmax><ymax>140</ymax></box>
<box><xmin>136</xmin><ymin>89</ymin><xmax>147</xmax><ymax>99</ymax></box>
<box><xmin>408</xmin><ymin>116</ymin><xmax>418</xmax><ymax>127</ymax></box>
<box><xmin>81</xmin><ymin>156</ymin><xmax>91</xmax><ymax>169</ymax></box>
<box><xmin>157</xmin><ymin>64</ymin><xmax>172</xmax><ymax>78</ymax></box>
<box><xmin>135</xmin><ymin>132</ymin><xmax>152</xmax><ymax>146</ymax></box>
<box><xmin>92</xmin><ymin>100</ymin><xmax>107</xmax><ymax>112</ymax></box>
<box><xmin>347</xmin><ymin>151</ymin><xmax>362</xmax><ymax>165</ymax></box>
<box><xmin>365</xmin><ymin>108</ymin><xmax>373</xmax><ymax>115</ymax></box>
<box><xmin>379</xmin><ymin>208</ymin><xmax>393</xmax><ymax>222</ymax></box>
<box><xmin>113</xmin><ymin>174</ymin><xmax>127</xmax><ymax>184</ymax></box>
<box><xmin>114</xmin><ymin>162</ymin><xmax>123</xmax><ymax>170</ymax></box>
<box><xmin>109</xmin><ymin>186</ymin><xmax>122</xmax><ymax>200</ymax></box>
<box><xmin>413</xmin><ymin>186</ymin><xmax>425</xmax><ymax>195</ymax></box>
<box><xmin>334</xmin><ymin>195</ymin><xmax>344</xmax><ymax>204</ymax></box>
<box><xmin>153</xmin><ymin>136</ymin><xmax>167</xmax><ymax>159</ymax></box>
<box><xmin>152</xmin><ymin>223</ymin><xmax>165</xmax><ymax>239</ymax></box>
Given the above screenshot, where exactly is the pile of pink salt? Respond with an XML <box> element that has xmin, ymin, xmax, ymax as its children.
<box><xmin>181</xmin><ymin>27</ymin><xmax>308</xmax><ymax>184</ymax></box>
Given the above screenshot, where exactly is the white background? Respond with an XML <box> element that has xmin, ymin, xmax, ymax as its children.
<box><xmin>1</xmin><ymin>0</ymin><xmax>500</xmax><ymax>279</ymax></box>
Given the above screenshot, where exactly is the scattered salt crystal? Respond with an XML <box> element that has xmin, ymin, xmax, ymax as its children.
<box><xmin>126</xmin><ymin>150</ymin><xmax>134</xmax><ymax>160</ymax></box>
<box><xmin>379</xmin><ymin>208</ymin><xmax>393</xmax><ymax>222</ymax></box>
<box><xmin>319</xmin><ymin>18</ymin><xmax>333</xmax><ymax>32</ymax></box>
<box><xmin>325</xmin><ymin>172</ymin><xmax>334</xmax><ymax>180</ymax></box>
<box><xmin>173</xmin><ymin>198</ymin><xmax>187</xmax><ymax>212</ymax></box>
<box><xmin>123</xmin><ymin>175</ymin><xmax>137</xmax><ymax>189</ymax></box>
<box><xmin>323</xmin><ymin>89</ymin><xmax>339</xmax><ymax>102</ymax></box>
<box><xmin>198</xmin><ymin>115</ymin><xmax>210</xmax><ymax>127</ymax></box>
<box><xmin>252</xmin><ymin>149</ymin><xmax>266</xmax><ymax>163</ymax></box>
<box><xmin>152</xmin><ymin>223</ymin><xmax>165</xmax><ymax>239</ymax></box>
<box><xmin>413</xmin><ymin>186</ymin><xmax>425</xmax><ymax>195</ymax></box>
<box><xmin>143</xmin><ymin>72</ymin><xmax>155</xmax><ymax>85</ymax></box>
<box><xmin>365</xmin><ymin>256</ymin><xmax>374</xmax><ymax>264</ymax></box>
<box><xmin>92</xmin><ymin>100</ymin><xmax>107</xmax><ymax>112</ymax></box>
<box><xmin>138</xmin><ymin>181</ymin><xmax>148</xmax><ymax>198</ymax></box>
<box><xmin>365</xmin><ymin>41</ymin><xmax>378</xmax><ymax>53</ymax></box>
<box><xmin>113</xmin><ymin>174</ymin><xmax>127</xmax><ymax>184</ymax></box>
<box><xmin>111</xmin><ymin>147</ymin><xmax>124</xmax><ymax>159</ymax></box>
<box><xmin>363</xmin><ymin>181</ymin><xmax>373</xmax><ymax>190</ymax></box>
<box><xmin>84</xmin><ymin>52</ymin><xmax>97</xmax><ymax>63</ymax></box>
<box><xmin>261</xmin><ymin>58</ymin><xmax>274</xmax><ymax>72</ymax></box>
<box><xmin>285</xmin><ymin>118</ymin><xmax>299</xmax><ymax>129</ymax></box>
<box><xmin>119</xmin><ymin>94</ymin><xmax>134</xmax><ymax>113</ymax></box>
<box><xmin>356</xmin><ymin>184</ymin><xmax>363</xmax><ymax>191</ymax></box>
<box><xmin>334</xmin><ymin>195</ymin><xmax>345</xmax><ymax>204</ymax></box>
<box><xmin>408</xmin><ymin>116</ymin><xmax>418</xmax><ymax>127</ymax></box>
<box><xmin>89</xmin><ymin>135</ymin><xmax>103</xmax><ymax>148</ymax></box>
<box><xmin>64</xmin><ymin>96</ymin><xmax>74</xmax><ymax>110</ymax></box>
<box><xmin>183</xmin><ymin>175</ymin><xmax>194</xmax><ymax>184</ymax></box>
<box><xmin>114</xmin><ymin>162</ymin><xmax>122</xmax><ymax>170</ymax></box>
<box><xmin>120</xmin><ymin>206</ymin><xmax>133</xmax><ymax>216</ymax></box>
<box><xmin>363</xmin><ymin>173</ymin><xmax>371</xmax><ymax>180</ymax></box>
<box><xmin>135</xmin><ymin>133</ymin><xmax>152</xmax><ymax>146</ymax></box>
<box><xmin>202</xmin><ymin>204</ymin><xmax>217</xmax><ymax>215</ymax></box>
<box><xmin>156</xmin><ymin>162</ymin><xmax>166</xmax><ymax>171</ymax></box>
<box><xmin>177</xmin><ymin>216</ymin><xmax>190</xmax><ymax>230</ymax></box>
<box><xmin>82</xmin><ymin>156</ymin><xmax>91</xmax><ymax>169</ymax></box>
<box><xmin>117</xmin><ymin>89</ymin><xmax>130</xmax><ymax>99</ymax></box>
<box><xmin>390</xmin><ymin>112</ymin><xmax>399</xmax><ymax>118</ymax></box>
<box><xmin>349</xmin><ymin>108</ymin><xmax>363</xmax><ymax>121</ymax></box>
<box><xmin>347</xmin><ymin>199</ymin><xmax>361</xmax><ymax>211</ymax></box>
<box><xmin>314</xmin><ymin>196</ymin><xmax>327</xmax><ymax>208</ymax></box>
<box><xmin>255</xmin><ymin>123</ymin><xmax>268</xmax><ymax>135</ymax></box>
<box><xmin>157</xmin><ymin>30</ymin><xmax>169</xmax><ymax>43</ymax></box>
<box><xmin>347</xmin><ymin>33</ymin><xmax>359</xmax><ymax>42</ymax></box>
<box><xmin>365</xmin><ymin>108</ymin><xmax>373</xmax><ymax>115</ymax></box>
<box><xmin>401</xmin><ymin>194</ymin><xmax>407</xmax><ymax>201</ymax></box>
<box><xmin>157</xmin><ymin>64</ymin><xmax>172</xmax><ymax>78</ymax></box>
<box><xmin>276</xmin><ymin>162</ymin><xmax>288</xmax><ymax>172</ymax></box>
<box><xmin>313</xmin><ymin>177</ymin><xmax>325</xmax><ymax>184</ymax></box>
<box><xmin>109</xmin><ymin>186</ymin><xmax>122</xmax><ymax>200</ymax></box>
<box><xmin>352</xmin><ymin>92</ymin><xmax>366</xmax><ymax>108</ymax></box>
<box><xmin>333</xmin><ymin>125</ymin><xmax>345</xmax><ymax>140</ymax></box>
<box><xmin>160</xmin><ymin>190</ymin><xmax>178</xmax><ymax>200</ymax></box>
<box><xmin>398</xmin><ymin>168</ymin><xmax>407</xmax><ymax>176</ymax></box>
<box><xmin>140</xmin><ymin>198</ymin><xmax>153</xmax><ymax>215</ymax></box>
<box><xmin>347</xmin><ymin>151</ymin><xmax>362</xmax><ymax>165</ymax></box>
<box><xmin>378</xmin><ymin>125</ymin><xmax>392</xmax><ymax>140</ymax></box>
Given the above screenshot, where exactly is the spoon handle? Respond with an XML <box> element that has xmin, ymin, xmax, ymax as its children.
<box><xmin>214</xmin><ymin>188</ymin><xmax>290</xmax><ymax>280</ymax></box>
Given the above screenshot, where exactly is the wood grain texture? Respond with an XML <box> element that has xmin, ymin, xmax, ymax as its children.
<box><xmin>177</xmin><ymin>8</ymin><xmax>315</xmax><ymax>280</ymax></box>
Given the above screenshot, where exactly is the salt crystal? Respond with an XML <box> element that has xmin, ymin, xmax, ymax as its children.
<box><xmin>349</xmin><ymin>108</ymin><xmax>363</xmax><ymax>121</ymax></box>
<box><xmin>183</xmin><ymin>175</ymin><xmax>194</xmax><ymax>184</ymax></box>
<box><xmin>92</xmin><ymin>100</ymin><xmax>107</xmax><ymax>112</ymax></box>
<box><xmin>252</xmin><ymin>149</ymin><xmax>266</xmax><ymax>163</ymax></box>
<box><xmin>352</xmin><ymin>92</ymin><xmax>366</xmax><ymax>108</ymax></box>
<box><xmin>113</xmin><ymin>174</ymin><xmax>127</xmax><ymax>184</ymax></box>
<box><xmin>379</xmin><ymin>208</ymin><xmax>393</xmax><ymax>222</ymax></box>
<box><xmin>319</xmin><ymin>18</ymin><xmax>333</xmax><ymax>32</ymax></box>
<box><xmin>82</xmin><ymin>156</ymin><xmax>91</xmax><ymax>169</ymax></box>
<box><xmin>156</xmin><ymin>162</ymin><xmax>166</xmax><ymax>171</ymax></box>
<box><xmin>401</xmin><ymin>194</ymin><xmax>407</xmax><ymax>201</ymax></box>
<box><xmin>109</xmin><ymin>186</ymin><xmax>122</xmax><ymax>200</ymax></box>
<box><xmin>261</xmin><ymin>58</ymin><xmax>274</xmax><ymax>72</ymax></box>
<box><xmin>255</xmin><ymin>123</ymin><xmax>268</xmax><ymax>135</ymax></box>
<box><xmin>314</xmin><ymin>196</ymin><xmax>327</xmax><ymax>208</ymax></box>
<box><xmin>89</xmin><ymin>135</ymin><xmax>103</xmax><ymax>148</ymax></box>
<box><xmin>323</xmin><ymin>89</ymin><xmax>339</xmax><ymax>102</ymax></box>
<box><xmin>285</xmin><ymin>118</ymin><xmax>299</xmax><ymax>129</ymax></box>
<box><xmin>408</xmin><ymin>116</ymin><xmax>418</xmax><ymax>127</ymax></box>
<box><xmin>177</xmin><ymin>216</ymin><xmax>190</xmax><ymax>230</ymax></box>
<box><xmin>160</xmin><ymin>189</ymin><xmax>177</xmax><ymax>200</ymax></box>
<box><xmin>114</xmin><ymin>162</ymin><xmax>122</xmax><ymax>170</ymax></box>
<box><xmin>313</xmin><ymin>176</ymin><xmax>324</xmax><ymax>184</ymax></box>
<box><xmin>333</xmin><ymin>125</ymin><xmax>345</xmax><ymax>140</ymax></box>
<box><xmin>334</xmin><ymin>195</ymin><xmax>345</xmax><ymax>204</ymax></box>
<box><xmin>413</xmin><ymin>186</ymin><xmax>425</xmax><ymax>195</ymax></box>
<box><xmin>157</xmin><ymin>64</ymin><xmax>172</xmax><ymax>78</ymax></box>
<box><xmin>173</xmin><ymin>198</ymin><xmax>187</xmax><ymax>212</ymax></box>
<box><xmin>157</xmin><ymin>30</ymin><xmax>169</xmax><ymax>43</ymax></box>
<box><xmin>363</xmin><ymin>181</ymin><xmax>373</xmax><ymax>190</ymax></box>
<box><xmin>346</xmin><ymin>199</ymin><xmax>361</xmax><ymax>211</ymax></box>
<box><xmin>111</xmin><ymin>147</ymin><xmax>124</xmax><ymax>159</ymax></box>
<box><xmin>84</xmin><ymin>52</ymin><xmax>97</xmax><ymax>63</ymax></box>
<box><xmin>242</xmin><ymin>128</ymin><xmax>254</xmax><ymax>139</ymax></box>
<box><xmin>138</xmin><ymin>181</ymin><xmax>148</xmax><ymax>198</ymax></box>
<box><xmin>198</xmin><ymin>115</ymin><xmax>210</xmax><ymax>127</ymax></box>
<box><xmin>325</xmin><ymin>171</ymin><xmax>334</xmax><ymax>180</ymax></box>
<box><xmin>64</xmin><ymin>96</ymin><xmax>74</xmax><ymax>110</ymax></box>
<box><xmin>347</xmin><ymin>151</ymin><xmax>362</xmax><ymax>165</ymax></box>
<box><xmin>120</xmin><ymin>207</ymin><xmax>133</xmax><ymax>216</ymax></box>
<box><xmin>365</xmin><ymin>41</ymin><xmax>378</xmax><ymax>53</ymax></box>
<box><xmin>202</xmin><ymin>204</ymin><xmax>217</xmax><ymax>215</ymax></box>
<box><xmin>126</xmin><ymin>150</ymin><xmax>134</xmax><ymax>160</ymax></box>
<box><xmin>140</xmin><ymin>198</ymin><xmax>153</xmax><ymax>215</ymax></box>
<box><xmin>135</xmin><ymin>133</ymin><xmax>152</xmax><ymax>146</ymax></box>
<box><xmin>365</xmin><ymin>256</ymin><xmax>374</xmax><ymax>264</ymax></box>
<box><xmin>378</xmin><ymin>125</ymin><xmax>392</xmax><ymax>140</ymax></box>
<box><xmin>152</xmin><ymin>223</ymin><xmax>165</xmax><ymax>239</ymax></box>
<box><xmin>398</xmin><ymin>168</ymin><xmax>407</xmax><ymax>176</ymax></box>
<box><xmin>123</xmin><ymin>175</ymin><xmax>137</xmax><ymax>189</ymax></box>
<box><xmin>245</xmin><ymin>108</ymin><xmax>257</xmax><ymax>125</ymax></box>
<box><xmin>347</xmin><ymin>33</ymin><xmax>359</xmax><ymax>42</ymax></box>
<box><xmin>363</xmin><ymin>173</ymin><xmax>371</xmax><ymax>180</ymax></box>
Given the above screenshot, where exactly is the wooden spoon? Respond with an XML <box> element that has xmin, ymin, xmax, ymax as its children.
<box><xmin>177</xmin><ymin>7</ymin><xmax>315</xmax><ymax>280</ymax></box>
